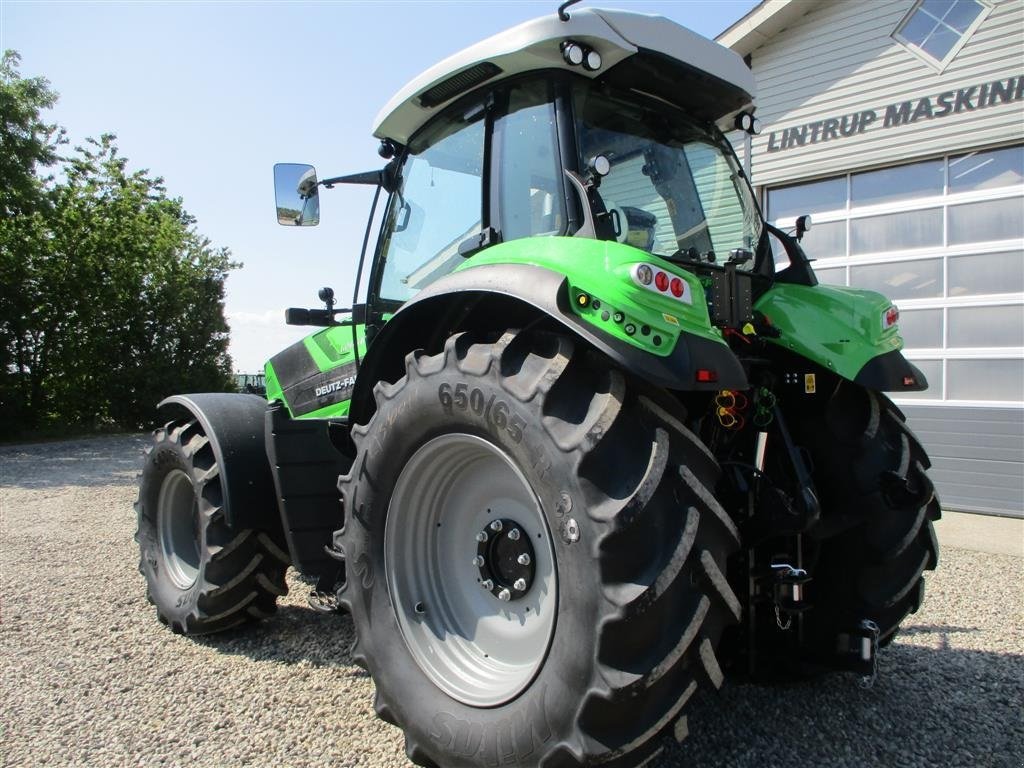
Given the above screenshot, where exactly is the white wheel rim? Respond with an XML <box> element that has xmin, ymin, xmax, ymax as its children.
<box><xmin>384</xmin><ymin>433</ymin><xmax>558</xmax><ymax>706</ymax></box>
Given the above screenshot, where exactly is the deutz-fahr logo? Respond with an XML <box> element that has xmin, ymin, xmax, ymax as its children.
<box><xmin>316</xmin><ymin>376</ymin><xmax>355</xmax><ymax>398</ymax></box>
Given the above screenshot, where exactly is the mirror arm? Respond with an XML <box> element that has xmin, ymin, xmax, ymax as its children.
<box><xmin>321</xmin><ymin>170</ymin><xmax>384</xmax><ymax>188</ymax></box>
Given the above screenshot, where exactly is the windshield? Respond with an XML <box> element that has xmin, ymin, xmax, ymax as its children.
<box><xmin>575</xmin><ymin>87</ymin><xmax>763</xmax><ymax>265</ymax></box>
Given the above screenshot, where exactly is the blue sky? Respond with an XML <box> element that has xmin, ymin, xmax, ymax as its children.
<box><xmin>2</xmin><ymin>0</ymin><xmax>757</xmax><ymax>371</ymax></box>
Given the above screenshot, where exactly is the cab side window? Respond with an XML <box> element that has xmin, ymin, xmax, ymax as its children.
<box><xmin>494</xmin><ymin>81</ymin><xmax>566</xmax><ymax>242</ymax></box>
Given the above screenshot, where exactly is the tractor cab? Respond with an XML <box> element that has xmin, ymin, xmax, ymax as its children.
<box><xmin>366</xmin><ymin>7</ymin><xmax>772</xmax><ymax>311</ymax></box>
<box><xmin>373</xmin><ymin>74</ymin><xmax>767</xmax><ymax>299</ymax></box>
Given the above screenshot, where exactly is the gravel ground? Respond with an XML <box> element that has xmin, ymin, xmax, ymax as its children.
<box><xmin>1</xmin><ymin>434</ymin><xmax>1021</xmax><ymax>768</ymax></box>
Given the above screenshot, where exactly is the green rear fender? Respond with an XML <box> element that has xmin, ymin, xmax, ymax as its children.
<box><xmin>462</xmin><ymin>237</ymin><xmax>726</xmax><ymax>354</ymax></box>
<box><xmin>755</xmin><ymin>282</ymin><xmax>927</xmax><ymax>392</ymax></box>
<box><xmin>347</xmin><ymin>237</ymin><xmax>747</xmax><ymax>423</ymax></box>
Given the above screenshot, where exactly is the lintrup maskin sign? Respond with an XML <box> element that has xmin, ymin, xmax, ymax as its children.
<box><xmin>765</xmin><ymin>75</ymin><xmax>1023</xmax><ymax>153</ymax></box>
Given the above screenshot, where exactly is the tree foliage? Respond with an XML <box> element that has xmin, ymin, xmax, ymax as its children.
<box><xmin>1</xmin><ymin>51</ymin><xmax>237</xmax><ymax>438</ymax></box>
<box><xmin>0</xmin><ymin>51</ymin><xmax>64</xmax><ymax>218</ymax></box>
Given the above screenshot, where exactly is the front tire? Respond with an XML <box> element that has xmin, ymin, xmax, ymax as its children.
<box><xmin>135</xmin><ymin>419</ymin><xmax>289</xmax><ymax>634</ymax></box>
<box><xmin>337</xmin><ymin>330</ymin><xmax>740</xmax><ymax>768</ymax></box>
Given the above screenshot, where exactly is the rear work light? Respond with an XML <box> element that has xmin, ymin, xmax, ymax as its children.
<box><xmin>630</xmin><ymin>264</ymin><xmax>692</xmax><ymax>305</ymax></box>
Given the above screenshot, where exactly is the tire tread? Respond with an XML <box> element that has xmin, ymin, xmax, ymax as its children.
<box><xmin>338</xmin><ymin>330</ymin><xmax>740</xmax><ymax>768</ymax></box>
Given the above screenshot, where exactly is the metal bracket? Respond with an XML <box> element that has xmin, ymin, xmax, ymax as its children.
<box><xmin>857</xmin><ymin>619</ymin><xmax>881</xmax><ymax>689</ymax></box>
<box><xmin>835</xmin><ymin>618</ymin><xmax>881</xmax><ymax>685</ymax></box>
<box><xmin>564</xmin><ymin>170</ymin><xmax>598</xmax><ymax>240</ymax></box>
<box><xmin>769</xmin><ymin>562</ymin><xmax>810</xmax><ymax>630</ymax></box>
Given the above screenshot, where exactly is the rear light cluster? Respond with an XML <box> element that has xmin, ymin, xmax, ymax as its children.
<box><xmin>882</xmin><ymin>305</ymin><xmax>900</xmax><ymax>330</ymax></box>
<box><xmin>631</xmin><ymin>264</ymin><xmax>692</xmax><ymax>304</ymax></box>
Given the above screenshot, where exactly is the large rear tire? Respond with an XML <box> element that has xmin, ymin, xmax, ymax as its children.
<box><xmin>135</xmin><ymin>419</ymin><xmax>289</xmax><ymax>634</ymax></box>
<box><xmin>795</xmin><ymin>382</ymin><xmax>940</xmax><ymax>662</ymax></box>
<box><xmin>337</xmin><ymin>330</ymin><xmax>741</xmax><ymax>768</ymax></box>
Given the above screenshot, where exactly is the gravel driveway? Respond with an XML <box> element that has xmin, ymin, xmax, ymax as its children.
<box><xmin>1</xmin><ymin>435</ymin><xmax>1021</xmax><ymax>767</ymax></box>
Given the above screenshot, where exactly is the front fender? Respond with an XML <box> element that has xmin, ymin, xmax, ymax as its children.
<box><xmin>350</xmin><ymin>262</ymin><xmax>745</xmax><ymax>423</ymax></box>
<box><xmin>157</xmin><ymin>394</ymin><xmax>284</xmax><ymax>539</ymax></box>
<box><xmin>756</xmin><ymin>282</ymin><xmax>927</xmax><ymax>392</ymax></box>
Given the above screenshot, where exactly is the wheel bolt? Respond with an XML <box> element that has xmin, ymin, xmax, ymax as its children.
<box><xmin>514</xmin><ymin>578</ymin><xmax>527</xmax><ymax>592</ymax></box>
<box><xmin>490</xmin><ymin>520</ymin><xmax>503</xmax><ymax>532</ymax></box>
<box><xmin>472</xmin><ymin>555</ymin><xmax>485</xmax><ymax>567</ymax></box>
<box><xmin>564</xmin><ymin>518</ymin><xmax>580</xmax><ymax>544</ymax></box>
<box><xmin>498</xmin><ymin>588</ymin><xmax>511</xmax><ymax>601</ymax></box>
<box><xmin>476</xmin><ymin>531</ymin><xmax>488</xmax><ymax>543</ymax></box>
<box><xmin>507</xmin><ymin>528</ymin><xmax>521</xmax><ymax>541</ymax></box>
<box><xmin>481</xmin><ymin>579</ymin><xmax>494</xmax><ymax>591</ymax></box>
<box><xmin>517</xmin><ymin>553</ymin><xmax>531</xmax><ymax>566</ymax></box>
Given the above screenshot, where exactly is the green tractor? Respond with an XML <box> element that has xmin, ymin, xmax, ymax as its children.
<box><xmin>135</xmin><ymin>5</ymin><xmax>940</xmax><ymax>767</ymax></box>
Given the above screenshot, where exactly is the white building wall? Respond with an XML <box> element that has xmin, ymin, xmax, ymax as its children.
<box><xmin>729</xmin><ymin>0</ymin><xmax>1024</xmax><ymax>516</ymax></box>
<box><xmin>748</xmin><ymin>0</ymin><xmax>1024</xmax><ymax>186</ymax></box>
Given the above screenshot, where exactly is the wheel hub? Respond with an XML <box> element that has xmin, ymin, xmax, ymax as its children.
<box><xmin>475</xmin><ymin>518</ymin><xmax>536</xmax><ymax>601</ymax></box>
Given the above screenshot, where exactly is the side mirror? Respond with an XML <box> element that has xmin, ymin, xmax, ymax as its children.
<box><xmin>274</xmin><ymin>163</ymin><xmax>320</xmax><ymax>226</ymax></box>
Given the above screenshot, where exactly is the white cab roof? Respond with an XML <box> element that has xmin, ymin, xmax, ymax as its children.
<box><xmin>373</xmin><ymin>7</ymin><xmax>756</xmax><ymax>145</ymax></box>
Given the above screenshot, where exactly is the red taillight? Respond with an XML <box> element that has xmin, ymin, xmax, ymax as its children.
<box><xmin>883</xmin><ymin>306</ymin><xmax>900</xmax><ymax>329</ymax></box>
<box><xmin>631</xmin><ymin>263</ymin><xmax>692</xmax><ymax>305</ymax></box>
<box><xmin>696</xmin><ymin>369</ymin><xmax>718</xmax><ymax>383</ymax></box>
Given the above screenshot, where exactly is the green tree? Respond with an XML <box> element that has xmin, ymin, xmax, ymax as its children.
<box><xmin>0</xmin><ymin>54</ymin><xmax>237</xmax><ymax>438</ymax></box>
<box><xmin>0</xmin><ymin>50</ymin><xmax>64</xmax><ymax>431</ymax></box>
<box><xmin>0</xmin><ymin>50</ymin><xmax>64</xmax><ymax>217</ymax></box>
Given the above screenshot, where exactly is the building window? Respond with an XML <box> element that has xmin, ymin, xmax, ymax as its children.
<box><xmin>893</xmin><ymin>0</ymin><xmax>991</xmax><ymax>70</ymax></box>
<box><xmin>766</xmin><ymin>144</ymin><xmax>1024</xmax><ymax>406</ymax></box>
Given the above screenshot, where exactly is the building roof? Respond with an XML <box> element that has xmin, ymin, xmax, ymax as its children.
<box><xmin>716</xmin><ymin>0</ymin><xmax>823</xmax><ymax>56</ymax></box>
<box><xmin>373</xmin><ymin>7</ymin><xmax>756</xmax><ymax>145</ymax></box>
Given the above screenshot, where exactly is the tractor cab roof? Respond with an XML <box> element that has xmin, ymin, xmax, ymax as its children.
<box><xmin>373</xmin><ymin>7</ymin><xmax>756</xmax><ymax>147</ymax></box>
